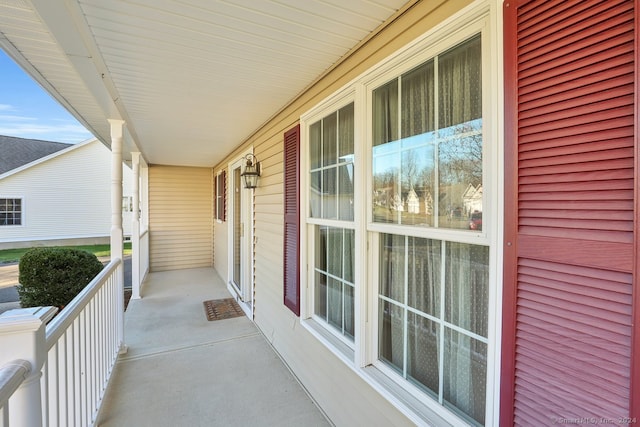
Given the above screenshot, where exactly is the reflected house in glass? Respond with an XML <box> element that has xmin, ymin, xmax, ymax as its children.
<box><xmin>463</xmin><ymin>184</ymin><xmax>483</xmax><ymax>217</ymax></box>
<box><xmin>407</xmin><ymin>188</ymin><xmax>419</xmax><ymax>213</ymax></box>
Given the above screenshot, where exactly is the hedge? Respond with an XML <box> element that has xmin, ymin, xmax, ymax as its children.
<box><xmin>17</xmin><ymin>247</ymin><xmax>104</xmax><ymax>309</ymax></box>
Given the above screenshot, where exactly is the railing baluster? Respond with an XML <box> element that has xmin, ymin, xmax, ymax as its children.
<box><xmin>0</xmin><ymin>260</ymin><xmax>123</xmax><ymax>426</ymax></box>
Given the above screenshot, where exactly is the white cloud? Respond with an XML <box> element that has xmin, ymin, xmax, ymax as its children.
<box><xmin>0</xmin><ymin>114</ymin><xmax>36</xmax><ymax>122</ymax></box>
<box><xmin>0</xmin><ymin>104</ymin><xmax>14</xmax><ymax>111</ymax></box>
<box><xmin>0</xmin><ymin>121</ymin><xmax>92</xmax><ymax>143</ymax></box>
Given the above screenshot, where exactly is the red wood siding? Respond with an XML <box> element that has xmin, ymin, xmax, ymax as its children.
<box><xmin>503</xmin><ymin>0</ymin><xmax>637</xmax><ymax>424</ymax></box>
<box><xmin>283</xmin><ymin>124</ymin><xmax>300</xmax><ymax>315</ymax></box>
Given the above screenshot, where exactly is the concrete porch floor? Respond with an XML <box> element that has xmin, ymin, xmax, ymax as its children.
<box><xmin>97</xmin><ymin>267</ymin><xmax>331</xmax><ymax>427</ymax></box>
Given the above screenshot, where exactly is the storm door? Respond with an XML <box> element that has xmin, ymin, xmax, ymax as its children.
<box><xmin>229</xmin><ymin>158</ymin><xmax>253</xmax><ymax>314</ymax></box>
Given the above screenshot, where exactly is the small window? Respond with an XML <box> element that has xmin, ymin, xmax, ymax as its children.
<box><xmin>0</xmin><ymin>198</ymin><xmax>22</xmax><ymax>226</ymax></box>
<box><xmin>215</xmin><ymin>171</ymin><xmax>226</xmax><ymax>222</ymax></box>
<box><xmin>122</xmin><ymin>196</ymin><xmax>133</xmax><ymax>212</ymax></box>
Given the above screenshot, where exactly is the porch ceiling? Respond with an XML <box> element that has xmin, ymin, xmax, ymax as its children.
<box><xmin>0</xmin><ymin>0</ymin><xmax>410</xmax><ymax>166</ymax></box>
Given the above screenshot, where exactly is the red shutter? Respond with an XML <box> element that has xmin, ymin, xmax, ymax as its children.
<box><xmin>284</xmin><ymin>124</ymin><xmax>300</xmax><ymax>315</ymax></box>
<box><xmin>503</xmin><ymin>0</ymin><xmax>637</xmax><ymax>423</ymax></box>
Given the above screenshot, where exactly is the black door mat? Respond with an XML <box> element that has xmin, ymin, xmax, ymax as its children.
<box><xmin>203</xmin><ymin>298</ymin><xmax>244</xmax><ymax>321</ymax></box>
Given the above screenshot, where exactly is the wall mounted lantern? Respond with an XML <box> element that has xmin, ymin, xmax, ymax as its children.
<box><xmin>241</xmin><ymin>153</ymin><xmax>261</xmax><ymax>189</ymax></box>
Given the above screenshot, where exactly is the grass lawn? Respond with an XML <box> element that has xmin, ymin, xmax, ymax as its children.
<box><xmin>0</xmin><ymin>242</ymin><xmax>132</xmax><ymax>264</ymax></box>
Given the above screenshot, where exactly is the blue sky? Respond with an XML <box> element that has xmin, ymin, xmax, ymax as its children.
<box><xmin>0</xmin><ymin>49</ymin><xmax>93</xmax><ymax>144</ymax></box>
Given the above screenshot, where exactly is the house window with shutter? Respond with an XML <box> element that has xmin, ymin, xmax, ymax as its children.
<box><xmin>372</xmin><ymin>35</ymin><xmax>488</xmax><ymax>425</ymax></box>
<box><xmin>215</xmin><ymin>171</ymin><xmax>226</xmax><ymax>222</ymax></box>
<box><xmin>300</xmin><ymin>8</ymin><xmax>497</xmax><ymax>426</ymax></box>
<box><xmin>0</xmin><ymin>198</ymin><xmax>22</xmax><ymax>226</ymax></box>
<box><xmin>284</xmin><ymin>125</ymin><xmax>300</xmax><ymax>315</ymax></box>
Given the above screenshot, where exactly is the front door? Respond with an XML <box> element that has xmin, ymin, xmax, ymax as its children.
<box><xmin>229</xmin><ymin>158</ymin><xmax>253</xmax><ymax>315</ymax></box>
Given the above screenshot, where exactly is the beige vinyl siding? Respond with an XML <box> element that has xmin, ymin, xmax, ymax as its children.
<box><xmin>214</xmin><ymin>1</ymin><xmax>473</xmax><ymax>425</ymax></box>
<box><xmin>149</xmin><ymin>165</ymin><xmax>212</xmax><ymax>272</ymax></box>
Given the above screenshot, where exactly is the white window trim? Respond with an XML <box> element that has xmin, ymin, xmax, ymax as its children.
<box><xmin>0</xmin><ymin>196</ymin><xmax>24</xmax><ymax>227</ymax></box>
<box><xmin>300</xmin><ymin>89</ymin><xmax>362</xmax><ymax>355</ymax></box>
<box><xmin>299</xmin><ymin>1</ymin><xmax>503</xmax><ymax>425</ymax></box>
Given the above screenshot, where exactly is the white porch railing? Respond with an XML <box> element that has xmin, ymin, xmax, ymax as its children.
<box><xmin>0</xmin><ymin>259</ymin><xmax>124</xmax><ymax>427</ymax></box>
<box><xmin>0</xmin><ymin>360</ymin><xmax>31</xmax><ymax>427</ymax></box>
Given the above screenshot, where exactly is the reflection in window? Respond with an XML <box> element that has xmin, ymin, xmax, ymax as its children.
<box><xmin>378</xmin><ymin>234</ymin><xmax>488</xmax><ymax>425</ymax></box>
<box><xmin>310</xmin><ymin>103</ymin><xmax>355</xmax><ymax>221</ymax></box>
<box><xmin>372</xmin><ymin>35</ymin><xmax>482</xmax><ymax>231</ymax></box>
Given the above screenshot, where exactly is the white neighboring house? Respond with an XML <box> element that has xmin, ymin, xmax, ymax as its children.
<box><xmin>0</xmin><ymin>135</ymin><xmax>133</xmax><ymax>249</ymax></box>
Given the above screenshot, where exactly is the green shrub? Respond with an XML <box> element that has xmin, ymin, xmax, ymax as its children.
<box><xmin>17</xmin><ymin>248</ymin><xmax>104</xmax><ymax>308</ymax></box>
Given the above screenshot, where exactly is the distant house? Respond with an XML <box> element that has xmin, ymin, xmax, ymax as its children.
<box><xmin>0</xmin><ymin>135</ymin><xmax>133</xmax><ymax>249</ymax></box>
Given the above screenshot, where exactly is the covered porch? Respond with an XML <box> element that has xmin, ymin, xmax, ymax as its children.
<box><xmin>97</xmin><ymin>267</ymin><xmax>329</xmax><ymax>426</ymax></box>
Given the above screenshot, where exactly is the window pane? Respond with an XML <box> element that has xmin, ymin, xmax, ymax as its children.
<box><xmin>445</xmin><ymin>242</ymin><xmax>489</xmax><ymax>337</ymax></box>
<box><xmin>401</xmin><ymin>147</ymin><xmax>435</xmax><ymax>226</ymax></box>
<box><xmin>327</xmin><ymin>227</ymin><xmax>343</xmax><ymax>278</ymax></box>
<box><xmin>379</xmin><ymin>300</ymin><xmax>404</xmax><ymax>372</ymax></box>
<box><xmin>310</xmin><ymin>121</ymin><xmax>322</xmax><ymax>170</ymax></box>
<box><xmin>323</xmin><ymin>113</ymin><xmax>337</xmax><ymax>167</ymax></box>
<box><xmin>343</xmin><ymin>229</ymin><xmax>354</xmax><ymax>283</ymax></box>
<box><xmin>338</xmin><ymin>164</ymin><xmax>354</xmax><ymax>221</ymax></box>
<box><xmin>338</xmin><ymin>103</ymin><xmax>354</xmax><ymax>162</ymax></box>
<box><xmin>438</xmin><ymin>35</ymin><xmax>482</xmax><ymax>129</ymax></box>
<box><xmin>373</xmin><ymin>151</ymin><xmax>400</xmax><ymax>224</ymax></box>
<box><xmin>407</xmin><ymin>312</ymin><xmax>439</xmax><ymax>396</ymax></box>
<box><xmin>443</xmin><ymin>329</ymin><xmax>486</xmax><ymax>426</ymax></box>
<box><xmin>315</xmin><ymin>271</ymin><xmax>327</xmax><ymax>320</ymax></box>
<box><xmin>327</xmin><ymin>277</ymin><xmax>343</xmax><ymax>330</ymax></box>
<box><xmin>438</xmin><ymin>129</ymin><xmax>483</xmax><ymax>230</ymax></box>
<box><xmin>379</xmin><ymin>234</ymin><xmax>405</xmax><ymax>302</ymax></box>
<box><xmin>344</xmin><ymin>283</ymin><xmax>355</xmax><ymax>339</ymax></box>
<box><xmin>315</xmin><ymin>226</ymin><xmax>327</xmax><ymax>272</ymax></box>
<box><xmin>401</xmin><ymin>61</ymin><xmax>434</xmax><ymax>138</ymax></box>
<box><xmin>407</xmin><ymin>237</ymin><xmax>441</xmax><ymax>316</ymax></box>
<box><xmin>310</xmin><ymin>171</ymin><xmax>322</xmax><ymax>218</ymax></box>
<box><xmin>313</xmin><ymin>226</ymin><xmax>355</xmax><ymax>342</ymax></box>
<box><xmin>322</xmin><ymin>168</ymin><xmax>337</xmax><ymax>219</ymax></box>
<box><xmin>373</xmin><ymin>79</ymin><xmax>398</xmax><ymax>146</ymax></box>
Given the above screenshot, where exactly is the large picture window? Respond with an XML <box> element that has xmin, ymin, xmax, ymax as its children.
<box><xmin>0</xmin><ymin>198</ymin><xmax>22</xmax><ymax>226</ymax></box>
<box><xmin>372</xmin><ymin>35</ymin><xmax>482</xmax><ymax>231</ymax></box>
<box><xmin>373</xmin><ymin>34</ymin><xmax>488</xmax><ymax>426</ymax></box>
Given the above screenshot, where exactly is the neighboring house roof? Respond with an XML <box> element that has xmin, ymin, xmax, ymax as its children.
<box><xmin>0</xmin><ymin>135</ymin><xmax>72</xmax><ymax>175</ymax></box>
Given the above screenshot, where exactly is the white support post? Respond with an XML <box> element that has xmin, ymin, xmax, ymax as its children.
<box><xmin>108</xmin><ymin>119</ymin><xmax>127</xmax><ymax>354</ymax></box>
<box><xmin>131</xmin><ymin>152</ymin><xmax>141</xmax><ymax>299</ymax></box>
<box><xmin>0</xmin><ymin>307</ymin><xmax>57</xmax><ymax>427</ymax></box>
